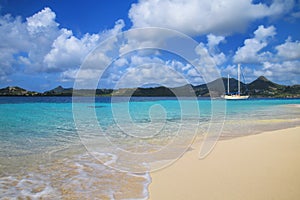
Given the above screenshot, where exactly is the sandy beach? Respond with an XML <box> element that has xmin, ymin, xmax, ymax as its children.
<box><xmin>149</xmin><ymin>126</ymin><xmax>300</xmax><ymax>200</ymax></box>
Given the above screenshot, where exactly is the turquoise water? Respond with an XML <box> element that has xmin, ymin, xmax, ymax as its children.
<box><xmin>0</xmin><ymin>97</ymin><xmax>299</xmax><ymax>199</ymax></box>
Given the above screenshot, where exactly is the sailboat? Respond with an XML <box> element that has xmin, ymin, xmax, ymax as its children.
<box><xmin>223</xmin><ymin>64</ymin><xmax>249</xmax><ymax>100</ymax></box>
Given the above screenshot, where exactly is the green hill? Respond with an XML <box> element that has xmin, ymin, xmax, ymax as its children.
<box><xmin>1</xmin><ymin>76</ymin><xmax>299</xmax><ymax>98</ymax></box>
<box><xmin>0</xmin><ymin>86</ymin><xmax>39</xmax><ymax>96</ymax></box>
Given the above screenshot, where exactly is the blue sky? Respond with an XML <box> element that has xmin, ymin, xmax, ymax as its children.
<box><xmin>0</xmin><ymin>0</ymin><xmax>299</xmax><ymax>91</ymax></box>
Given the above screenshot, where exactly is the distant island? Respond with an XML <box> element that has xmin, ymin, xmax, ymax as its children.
<box><xmin>0</xmin><ymin>76</ymin><xmax>299</xmax><ymax>98</ymax></box>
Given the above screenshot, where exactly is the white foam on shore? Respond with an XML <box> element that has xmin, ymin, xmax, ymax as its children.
<box><xmin>0</xmin><ymin>152</ymin><xmax>151</xmax><ymax>199</ymax></box>
<box><xmin>0</xmin><ymin>174</ymin><xmax>58</xmax><ymax>199</ymax></box>
<box><xmin>284</xmin><ymin>104</ymin><xmax>300</xmax><ymax>108</ymax></box>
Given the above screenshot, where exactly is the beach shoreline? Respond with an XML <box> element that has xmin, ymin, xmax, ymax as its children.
<box><xmin>148</xmin><ymin>126</ymin><xmax>300</xmax><ymax>200</ymax></box>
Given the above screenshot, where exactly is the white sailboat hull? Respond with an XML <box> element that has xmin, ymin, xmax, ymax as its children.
<box><xmin>223</xmin><ymin>95</ymin><xmax>249</xmax><ymax>100</ymax></box>
<box><xmin>223</xmin><ymin>64</ymin><xmax>250</xmax><ymax>100</ymax></box>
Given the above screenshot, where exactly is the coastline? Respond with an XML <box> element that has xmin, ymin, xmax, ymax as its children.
<box><xmin>148</xmin><ymin>126</ymin><xmax>300</xmax><ymax>200</ymax></box>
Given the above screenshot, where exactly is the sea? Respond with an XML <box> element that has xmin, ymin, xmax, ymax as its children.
<box><xmin>0</xmin><ymin>96</ymin><xmax>299</xmax><ymax>199</ymax></box>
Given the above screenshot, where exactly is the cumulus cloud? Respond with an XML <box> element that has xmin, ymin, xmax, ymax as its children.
<box><xmin>222</xmin><ymin>64</ymin><xmax>255</xmax><ymax>82</ymax></box>
<box><xmin>85</xmin><ymin>53</ymin><xmax>205</xmax><ymax>89</ymax></box>
<box><xmin>43</xmin><ymin>29</ymin><xmax>111</xmax><ymax>72</ymax></box>
<box><xmin>207</xmin><ymin>35</ymin><xmax>226</xmax><ymax>66</ymax></box>
<box><xmin>0</xmin><ymin>7</ymin><xmax>125</xmax><ymax>82</ymax></box>
<box><xmin>0</xmin><ymin>7</ymin><xmax>61</xmax><ymax>78</ymax></box>
<box><xmin>118</xmin><ymin>27</ymin><xmax>179</xmax><ymax>56</ymax></box>
<box><xmin>276</xmin><ymin>37</ymin><xmax>300</xmax><ymax>60</ymax></box>
<box><xmin>129</xmin><ymin>0</ymin><xmax>294</xmax><ymax>36</ymax></box>
<box><xmin>114</xmin><ymin>57</ymin><xmax>129</xmax><ymax>67</ymax></box>
<box><xmin>1</xmin><ymin>3</ymin><xmax>298</xmax><ymax>87</ymax></box>
<box><xmin>253</xmin><ymin>61</ymin><xmax>300</xmax><ymax>84</ymax></box>
<box><xmin>116</xmin><ymin>63</ymin><xmax>185</xmax><ymax>88</ymax></box>
<box><xmin>188</xmin><ymin>34</ymin><xmax>226</xmax><ymax>82</ymax></box>
<box><xmin>207</xmin><ymin>34</ymin><xmax>225</xmax><ymax>52</ymax></box>
<box><xmin>234</xmin><ymin>25</ymin><xmax>276</xmax><ymax>63</ymax></box>
<box><xmin>43</xmin><ymin>29</ymin><xmax>84</xmax><ymax>71</ymax></box>
<box><xmin>24</xmin><ymin>8</ymin><xmax>61</xmax><ymax>72</ymax></box>
<box><xmin>232</xmin><ymin>24</ymin><xmax>300</xmax><ymax>84</ymax></box>
<box><xmin>42</xmin><ymin>18</ymin><xmax>124</xmax><ymax>72</ymax></box>
<box><xmin>194</xmin><ymin>43</ymin><xmax>221</xmax><ymax>82</ymax></box>
<box><xmin>0</xmin><ymin>15</ymin><xmax>30</xmax><ymax>51</ymax></box>
<box><xmin>26</xmin><ymin>7</ymin><xmax>59</xmax><ymax>35</ymax></box>
<box><xmin>0</xmin><ymin>14</ymin><xmax>31</xmax><ymax>80</ymax></box>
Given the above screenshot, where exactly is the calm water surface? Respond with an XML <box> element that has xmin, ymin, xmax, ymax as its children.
<box><xmin>0</xmin><ymin>97</ymin><xmax>299</xmax><ymax>199</ymax></box>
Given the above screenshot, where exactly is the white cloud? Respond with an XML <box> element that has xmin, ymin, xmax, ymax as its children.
<box><xmin>222</xmin><ymin>61</ymin><xmax>300</xmax><ymax>85</ymax></box>
<box><xmin>206</xmin><ymin>34</ymin><xmax>226</xmax><ymax>65</ymax></box>
<box><xmin>232</xmin><ymin>25</ymin><xmax>300</xmax><ymax>84</ymax></box>
<box><xmin>87</xmin><ymin>54</ymin><xmax>205</xmax><ymax>88</ymax></box>
<box><xmin>26</xmin><ymin>7</ymin><xmax>58</xmax><ymax>35</ymax></box>
<box><xmin>60</xmin><ymin>69</ymin><xmax>79</xmax><ymax>81</ymax></box>
<box><xmin>116</xmin><ymin>62</ymin><xmax>187</xmax><ymax>88</ymax></box>
<box><xmin>114</xmin><ymin>57</ymin><xmax>129</xmax><ymax>67</ymax></box>
<box><xmin>254</xmin><ymin>24</ymin><xmax>277</xmax><ymax>40</ymax></box>
<box><xmin>186</xmin><ymin>68</ymin><xmax>199</xmax><ymax>77</ymax></box>
<box><xmin>0</xmin><ymin>14</ymin><xmax>30</xmax><ymax>51</ymax></box>
<box><xmin>234</xmin><ymin>25</ymin><xmax>276</xmax><ymax>63</ymax></box>
<box><xmin>222</xmin><ymin>65</ymin><xmax>236</xmax><ymax>77</ymax></box>
<box><xmin>1</xmin><ymin>3</ymin><xmax>298</xmax><ymax>88</ymax></box>
<box><xmin>129</xmin><ymin>0</ymin><xmax>294</xmax><ymax>36</ymax></box>
<box><xmin>276</xmin><ymin>37</ymin><xmax>300</xmax><ymax>60</ymax></box>
<box><xmin>194</xmin><ymin>43</ymin><xmax>221</xmax><ymax>82</ymax></box>
<box><xmin>207</xmin><ymin>34</ymin><xmax>225</xmax><ymax>52</ymax></box>
<box><xmin>253</xmin><ymin>61</ymin><xmax>300</xmax><ymax>84</ymax></box>
<box><xmin>0</xmin><ymin>7</ymin><xmax>60</xmax><ymax>78</ymax></box>
<box><xmin>0</xmin><ymin>14</ymin><xmax>31</xmax><ymax>79</ymax></box>
<box><xmin>130</xmin><ymin>54</ymin><xmax>163</xmax><ymax>66</ymax></box>
<box><xmin>118</xmin><ymin>27</ymin><xmax>174</xmax><ymax>55</ymax></box>
<box><xmin>187</xmin><ymin>34</ymin><xmax>226</xmax><ymax>82</ymax></box>
<box><xmin>0</xmin><ymin>7</ymin><xmax>125</xmax><ymax>82</ymax></box>
<box><xmin>0</xmin><ymin>50</ymin><xmax>15</xmax><ymax>77</ymax></box>
<box><xmin>44</xmin><ymin>19</ymin><xmax>125</xmax><ymax>72</ymax></box>
<box><xmin>61</xmin><ymin>68</ymin><xmax>101</xmax><ymax>81</ymax></box>
<box><xmin>222</xmin><ymin>64</ymin><xmax>254</xmax><ymax>83</ymax></box>
<box><xmin>43</xmin><ymin>29</ymin><xmax>101</xmax><ymax>72</ymax></box>
<box><xmin>43</xmin><ymin>29</ymin><xmax>84</xmax><ymax>71</ymax></box>
<box><xmin>1</xmin><ymin>6</ymin><xmax>227</xmax><ymax>86</ymax></box>
<box><xmin>25</xmin><ymin>7</ymin><xmax>61</xmax><ymax>72</ymax></box>
<box><xmin>61</xmin><ymin>68</ymin><xmax>105</xmax><ymax>88</ymax></box>
<box><xmin>292</xmin><ymin>11</ymin><xmax>300</xmax><ymax>18</ymax></box>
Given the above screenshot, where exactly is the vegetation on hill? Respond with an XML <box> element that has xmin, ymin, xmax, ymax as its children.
<box><xmin>0</xmin><ymin>86</ymin><xmax>39</xmax><ymax>96</ymax></box>
<box><xmin>0</xmin><ymin>76</ymin><xmax>299</xmax><ymax>98</ymax></box>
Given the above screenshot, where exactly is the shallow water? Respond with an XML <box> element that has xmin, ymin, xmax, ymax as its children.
<box><xmin>0</xmin><ymin>97</ymin><xmax>299</xmax><ymax>199</ymax></box>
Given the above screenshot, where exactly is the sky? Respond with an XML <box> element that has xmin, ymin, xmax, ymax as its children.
<box><xmin>0</xmin><ymin>0</ymin><xmax>300</xmax><ymax>91</ymax></box>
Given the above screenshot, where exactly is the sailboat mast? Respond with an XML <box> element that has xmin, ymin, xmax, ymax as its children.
<box><xmin>238</xmin><ymin>64</ymin><xmax>241</xmax><ymax>94</ymax></box>
<box><xmin>223</xmin><ymin>63</ymin><xmax>249</xmax><ymax>100</ymax></box>
<box><xmin>227</xmin><ymin>74</ymin><xmax>230</xmax><ymax>94</ymax></box>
